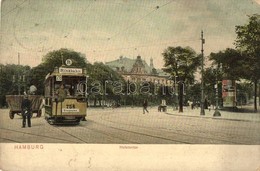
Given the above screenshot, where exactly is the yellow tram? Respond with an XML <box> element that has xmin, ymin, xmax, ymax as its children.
<box><xmin>44</xmin><ymin>65</ymin><xmax>88</xmax><ymax>124</ymax></box>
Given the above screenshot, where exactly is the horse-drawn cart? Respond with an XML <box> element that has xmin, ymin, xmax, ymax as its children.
<box><xmin>6</xmin><ymin>95</ymin><xmax>43</xmax><ymax>119</ymax></box>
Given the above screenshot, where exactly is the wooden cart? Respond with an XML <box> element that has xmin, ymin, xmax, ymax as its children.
<box><xmin>5</xmin><ymin>95</ymin><xmax>43</xmax><ymax>119</ymax></box>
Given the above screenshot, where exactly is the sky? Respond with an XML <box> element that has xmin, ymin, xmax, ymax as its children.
<box><xmin>0</xmin><ymin>0</ymin><xmax>259</xmax><ymax>69</ymax></box>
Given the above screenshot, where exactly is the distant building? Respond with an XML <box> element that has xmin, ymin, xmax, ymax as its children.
<box><xmin>105</xmin><ymin>55</ymin><xmax>172</xmax><ymax>86</ymax></box>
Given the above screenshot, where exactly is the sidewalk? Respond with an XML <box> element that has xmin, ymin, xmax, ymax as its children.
<box><xmin>166</xmin><ymin>107</ymin><xmax>260</xmax><ymax>122</ymax></box>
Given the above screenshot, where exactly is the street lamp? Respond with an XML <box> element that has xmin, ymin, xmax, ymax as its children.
<box><xmin>200</xmin><ymin>30</ymin><xmax>205</xmax><ymax>115</ymax></box>
<box><xmin>213</xmin><ymin>64</ymin><xmax>221</xmax><ymax>117</ymax></box>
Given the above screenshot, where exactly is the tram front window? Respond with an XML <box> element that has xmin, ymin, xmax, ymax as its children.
<box><xmin>55</xmin><ymin>76</ymin><xmax>86</xmax><ymax>98</ymax></box>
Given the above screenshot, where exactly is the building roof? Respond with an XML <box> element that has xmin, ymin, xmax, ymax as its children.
<box><xmin>105</xmin><ymin>56</ymin><xmax>170</xmax><ymax>77</ymax></box>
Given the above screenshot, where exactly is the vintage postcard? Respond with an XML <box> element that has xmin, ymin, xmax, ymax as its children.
<box><xmin>0</xmin><ymin>0</ymin><xmax>260</xmax><ymax>170</ymax></box>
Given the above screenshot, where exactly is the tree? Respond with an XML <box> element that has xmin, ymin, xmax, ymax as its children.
<box><xmin>86</xmin><ymin>62</ymin><xmax>126</xmax><ymax>107</ymax></box>
<box><xmin>42</xmin><ymin>48</ymin><xmax>87</xmax><ymax>69</ymax></box>
<box><xmin>209</xmin><ymin>48</ymin><xmax>245</xmax><ymax>80</ymax></box>
<box><xmin>186</xmin><ymin>82</ymin><xmax>201</xmax><ymax>107</ymax></box>
<box><xmin>162</xmin><ymin>46</ymin><xmax>200</xmax><ymax>112</ymax></box>
<box><xmin>0</xmin><ymin>64</ymin><xmax>31</xmax><ymax>107</ymax></box>
<box><xmin>29</xmin><ymin>48</ymin><xmax>126</xmax><ymax>107</ymax></box>
<box><xmin>235</xmin><ymin>14</ymin><xmax>260</xmax><ymax>112</ymax></box>
<box><xmin>203</xmin><ymin>66</ymin><xmax>225</xmax><ymax>108</ymax></box>
<box><xmin>30</xmin><ymin>48</ymin><xmax>88</xmax><ymax>94</ymax></box>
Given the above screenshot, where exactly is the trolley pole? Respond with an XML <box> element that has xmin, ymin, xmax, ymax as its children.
<box><xmin>200</xmin><ymin>31</ymin><xmax>205</xmax><ymax>115</ymax></box>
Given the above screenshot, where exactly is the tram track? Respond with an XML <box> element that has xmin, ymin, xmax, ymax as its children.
<box><xmin>51</xmin><ymin>125</ymin><xmax>88</xmax><ymax>143</ymax></box>
<box><xmin>0</xmin><ymin>137</ymin><xmax>22</xmax><ymax>143</ymax></box>
<box><xmin>86</xmin><ymin>116</ymin><xmax>192</xmax><ymax>144</ymax></box>
<box><xmin>89</xmin><ymin>122</ymin><xmax>191</xmax><ymax>144</ymax></box>
<box><xmin>77</xmin><ymin>124</ymin><xmax>141</xmax><ymax>144</ymax></box>
<box><xmin>0</xmin><ymin>127</ymin><xmax>77</xmax><ymax>143</ymax></box>
<box><xmin>98</xmin><ymin>113</ymin><xmax>244</xmax><ymax>144</ymax></box>
<box><xmin>0</xmin><ymin>109</ymin><xmax>255</xmax><ymax>144</ymax></box>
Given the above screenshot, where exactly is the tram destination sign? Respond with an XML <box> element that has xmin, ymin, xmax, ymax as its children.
<box><xmin>59</xmin><ymin>67</ymin><xmax>82</xmax><ymax>74</ymax></box>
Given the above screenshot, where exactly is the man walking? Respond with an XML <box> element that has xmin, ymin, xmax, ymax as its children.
<box><xmin>143</xmin><ymin>100</ymin><xmax>149</xmax><ymax>114</ymax></box>
<box><xmin>21</xmin><ymin>95</ymin><xmax>32</xmax><ymax>128</ymax></box>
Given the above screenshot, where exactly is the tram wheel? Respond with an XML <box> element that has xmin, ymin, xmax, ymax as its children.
<box><xmin>9</xmin><ymin>111</ymin><xmax>14</xmax><ymax>119</ymax></box>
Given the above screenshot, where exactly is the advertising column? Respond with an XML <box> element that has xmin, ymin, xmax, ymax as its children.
<box><xmin>222</xmin><ymin>80</ymin><xmax>236</xmax><ymax>107</ymax></box>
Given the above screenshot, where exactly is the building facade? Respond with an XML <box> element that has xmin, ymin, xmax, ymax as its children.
<box><xmin>106</xmin><ymin>55</ymin><xmax>173</xmax><ymax>86</ymax></box>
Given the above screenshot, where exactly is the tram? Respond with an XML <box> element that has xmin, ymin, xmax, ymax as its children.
<box><xmin>44</xmin><ymin>64</ymin><xmax>88</xmax><ymax>124</ymax></box>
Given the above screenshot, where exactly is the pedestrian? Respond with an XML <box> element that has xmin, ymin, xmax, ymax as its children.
<box><xmin>21</xmin><ymin>95</ymin><xmax>32</xmax><ymax>128</ymax></box>
<box><xmin>191</xmin><ymin>102</ymin><xmax>194</xmax><ymax>110</ymax></box>
<box><xmin>143</xmin><ymin>100</ymin><xmax>149</xmax><ymax>114</ymax></box>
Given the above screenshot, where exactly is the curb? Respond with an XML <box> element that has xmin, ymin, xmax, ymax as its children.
<box><xmin>165</xmin><ymin>112</ymin><xmax>260</xmax><ymax>123</ymax></box>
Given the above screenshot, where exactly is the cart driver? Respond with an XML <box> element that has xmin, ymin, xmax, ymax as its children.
<box><xmin>56</xmin><ymin>84</ymin><xmax>69</xmax><ymax>102</ymax></box>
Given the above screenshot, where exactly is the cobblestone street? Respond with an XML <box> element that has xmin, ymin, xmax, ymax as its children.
<box><xmin>1</xmin><ymin>107</ymin><xmax>260</xmax><ymax>144</ymax></box>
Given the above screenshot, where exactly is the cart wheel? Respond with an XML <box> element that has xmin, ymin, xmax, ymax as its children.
<box><xmin>37</xmin><ymin>110</ymin><xmax>42</xmax><ymax>117</ymax></box>
<box><xmin>9</xmin><ymin>111</ymin><xmax>14</xmax><ymax>119</ymax></box>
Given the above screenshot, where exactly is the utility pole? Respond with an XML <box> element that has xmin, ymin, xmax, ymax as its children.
<box><xmin>13</xmin><ymin>53</ymin><xmax>26</xmax><ymax>95</ymax></box>
<box><xmin>200</xmin><ymin>31</ymin><xmax>205</xmax><ymax>115</ymax></box>
<box><xmin>18</xmin><ymin>53</ymin><xmax>20</xmax><ymax>65</ymax></box>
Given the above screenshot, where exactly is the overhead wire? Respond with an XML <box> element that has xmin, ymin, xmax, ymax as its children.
<box><xmin>102</xmin><ymin>1</ymin><xmax>156</xmax><ymax>10</ymax></box>
<box><xmin>2</xmin><ymin>0</ymin><xmax>204</xmax><ymax>61</ymax></box>
<box><xmin>63</xmin><ymin>1</ymin><xmax>94</xmax><ymax>38</ymax></box>
<box><xmin>2</xmin><ymin>0</ymin><xmax>30</xmax><ymax>18</ymax></box>
<box><xmin>107</xmin><ymin>0</ymin><xmax>175</xmax><ymax>40</ymax></box>
<box><xmin>87</xmin><ymin>38</ymin><xmax>199</xmax><ymax>53</ymax></box>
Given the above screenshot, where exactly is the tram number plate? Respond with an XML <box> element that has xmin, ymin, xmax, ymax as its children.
<box><xmin>66</xmin><ymin>104</ymin><xmax>75</xmax><ymax>109</ymax></box>
<box><xmin>62</xmin><ymin>104</ymin><xmax>79</xmax><ymax>112</ymax></box>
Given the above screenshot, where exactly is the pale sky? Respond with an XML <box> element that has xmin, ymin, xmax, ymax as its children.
<box><xmin>0</xmin><ymin>0</ymin><xmax>259</xmax><ymax>68</ymax></box>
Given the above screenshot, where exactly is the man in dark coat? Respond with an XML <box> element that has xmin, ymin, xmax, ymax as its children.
<box><xmin>143</xmin><ymin>100</ymin><xmax>149</xmax><ymax>114</ymax></box>
<box><xmin>21</xmin><ymin>95</ymin><xmax>32</xmax><ymax>128</ymax></box>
